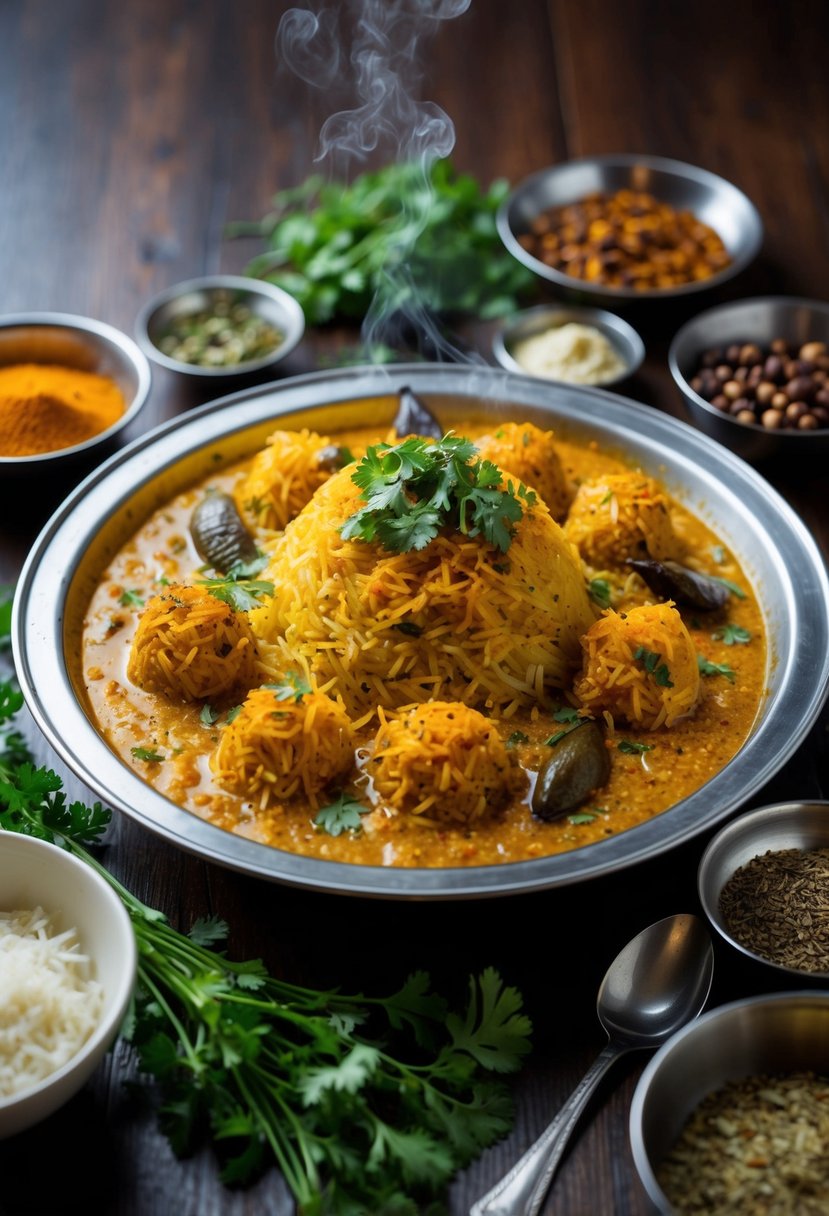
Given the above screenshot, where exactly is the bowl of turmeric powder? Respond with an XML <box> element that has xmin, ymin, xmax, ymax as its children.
<box><xmin>0</xmin><ymin>312</ymin><xmax>152</xmax><ymax>471</ymax></box>
<box><xmin>498</xmin><ymin>153</ymin><xmax>763</xmax><ymax>306</ymax></box>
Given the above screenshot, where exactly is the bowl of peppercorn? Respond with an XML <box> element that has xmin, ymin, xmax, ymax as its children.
<box><xmin>669</xmin><ymin>296</ymin><xmax>829</xmax><ymax>462</ymax></box>
<box><xmin>497</xmin><ymin>153</ymin><xmax>762</xmax><ymax>307</ymax></box>
<box><xmin>697</xmin><ymin>800</ymin><xmax>829</xmax><ymax>984</ymax></box>
<box><xmin>136</xmin><ymin>274</ymin><xmax>305</xmax><ymax>382</ymax></box>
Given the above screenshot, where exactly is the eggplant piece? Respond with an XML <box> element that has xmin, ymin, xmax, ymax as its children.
<box><xmin>392</xmin><ymin>386</ymin><xmax>443</xmax><ymax>440</ymax></box>
<box><xmin>626</xmin><ymin>558</ymin><xmax>729</xmax><ymax>612</ymax></box>
<box><xmin>191</xmin><ymin>491</ymin><xmax>258</xmax><ymax>573</ymax></box>
<box><xmin>314</xmin><ymin>443</ymin><xmax>347</xmax><ymax>472</ymax></box>
<box><xmin>532</xmin><ymin>721</ymin><xmax>611</xmax><ymax>822</ymax></box>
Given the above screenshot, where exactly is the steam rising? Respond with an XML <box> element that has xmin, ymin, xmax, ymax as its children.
<box><xmin>277</xmin><ymin>0</ymin><xmax>481</xmax><ymax>362</ymax></box>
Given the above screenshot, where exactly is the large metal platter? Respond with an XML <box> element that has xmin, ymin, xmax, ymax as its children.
<box><xmin>12</xmin><ymin>364</ymin><xmax>829</xmax><ymax>898</ymax></box>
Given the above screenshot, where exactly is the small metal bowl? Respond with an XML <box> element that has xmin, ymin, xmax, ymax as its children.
<box><xmin>697</xmin><ymin>800</ymin><xmax>829</xmax><ymax>983</ymax></box>
<box><xmin>0</xmin><ymin>312</ymin><xmax>151</xmax><ymax>475</ymax></box>
<box><xmin>630</xmin><ymin>991</ymin><xmax>829</xmax><ymax>1214</ymax></box>
<box><xmin>136</xmin><ymin>274</ymin><xmax>305</xmax><ymax>381</ymax></box>
<box><xmin>669</xmin><ymin>295</ymin><xmax>829</xmax><ymax>462</ymax></box>
<box><xmin>491</xmin><ymin>304</ymin><xmax>644</xmax><ymax>387</ymax></box>
<box><xmin>0</xmin><ymin>833</ymin><xmax>136</xmax><ymax>1138</ymax></box>
<box><xmin>498</xmin><ymin>153</ymin><xmax>762</xmax><ymax>307</ymax></box>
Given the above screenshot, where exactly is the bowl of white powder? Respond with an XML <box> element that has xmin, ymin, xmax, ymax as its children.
<box><xmin>492</xmin><ymin>304</ymin><xmax>644</xmax><ymax>387</ymax></box>
<box><xmin>0</xmin><ymin>833</ymin><xmax>136</xmax><ymax>1137</ymax></box>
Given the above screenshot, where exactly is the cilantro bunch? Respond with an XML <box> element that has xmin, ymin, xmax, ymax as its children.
<box><xmin>229</xmin><ymin>159</ymin><xmax>536</xmax><ymax>326</ymax></box>
<box><xmin>341</xmin><ymin>434</ymin><xmax>536</xmax><ymax>554</ymax></box>
<box><xmin>0</xmin><ymin>599</ymin><xmax>531</xmax><ymax>1214</ymax></box>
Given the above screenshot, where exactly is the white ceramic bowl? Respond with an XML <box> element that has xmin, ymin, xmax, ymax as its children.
<box><xmin>0</xmin><ymin>833</ymin><xmax>136</xmax><ymax>1138</ymax></box>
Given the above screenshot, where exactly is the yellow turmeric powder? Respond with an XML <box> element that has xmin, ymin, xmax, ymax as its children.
<box><xmin>0</xmin><ymin>363</ymin><xmax>126</xmax><ymax>457</ymax></box>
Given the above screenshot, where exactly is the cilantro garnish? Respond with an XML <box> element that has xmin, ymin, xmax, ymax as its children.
<box><xmin>588</xmin><ymin>578</ymin><xmax>612</xmax><ymax>609</ymax></box>
<box><xmin>543</xmin><ymin>706</ymin><xmax>583</xmax><ymax>746</ymax></box>
<box><xmin>199</xmin><ymin>704</ymin><xmax>220</xmax><ymax>726</ymax></box>
<box><xmin>712</xmin><ymin>623</ymin><xmax>751</xmax><ymax>646</ymax></box>
<box><xmin>131</xmin><ymin>746</ymin><xmax>165</xmax><ymax>762</ymax></box>
<box><xmin>567</xmin><ymin>811</ymin><xmax>598</xmax><ymax>825</ymax></box>
<box><xmin>314</xmin><ymin>791</ymin><xmax>371</xmax><ymax>836</ymax></box>
<box><xmin>618</xmin><ymin>739</ymin><xmax>654</xmax><ymax>755</ymax></box>
<box><xmin>708</xmin><ymin>574</ymin><xmax>747</xmax><ymax>600</ymax></box>
<box><xmin>340</xmin><ymin>434</ymin><xmax>536</xmax><ymax>554</ymax></box>
<box><xmin>698</xmin><ymin>655</ymin><xmax>736</xmax><ymax>682</ymax></box>
<box><xmin>634</xmin><ymin>646</ymin><xmax>674</xmax><ymax>688</ymax></box>
<box><xmin>118</xmin><ymin>588</ymin><xmax>145</xmax><ymax>608</ymax></box>
<box><xmin>264</xmin><ymin>672</ymin><xmax>312</xmax><ymax>703</ymax></box>
<box><xmin>506</xmin><ymin>730</ymin><xmax>529</xmax><ymax>749</ymax></box>
<box><xmin>197</xmin><ymin>554</ymin><xmax>274</xmax><ymax>612</ymax></box>
<box><xmin>0</xmin><ymin>591</ymin><xmax>532</xmax><ymax>1211</ymax></box>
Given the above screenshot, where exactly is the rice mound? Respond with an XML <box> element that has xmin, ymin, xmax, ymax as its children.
<box><xmin>574</xmin><ymin>601</ymin><xmax>700</xmax><ymax>729</ymax></box>
<box><xmin>127</xmin><ymin>584</ymin><xmax>260</xmax><ymax>702</ymax></box>
<box><xmin>563</xmin><ymin>472</ymin><xmax>683</xmax><ymax>571</ymax></box>
<box><xmin>211</xmin><ymin>685</ymin><xmax>354</xmax><ymax>807</ymax></box>
<box><xmin>475</xmin><ymin>421</ymin><xmax>573</xmax><ymax>521</ymax></box>
<box><xmin>368</xmin><ymin>701</ymin><xmax>522</xmax><ymax>826</ymax></box>
<box><xmin>251</xmin><ymin>464</ymin><xmax>597</xmax><ymax>716</ymax></box>
<box><xmin>235</xmin><ymin>427</ymin><xmax>338</xmax><ymax>532</ymax></box>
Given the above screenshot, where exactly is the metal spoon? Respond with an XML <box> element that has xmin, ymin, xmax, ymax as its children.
<box><xmin>470</xmin><ymin>913</ymin><xmax>714</xmax><ymax>1216</ymax></box>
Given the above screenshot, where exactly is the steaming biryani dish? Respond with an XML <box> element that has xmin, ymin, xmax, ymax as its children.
<box><xmin>81</xmin><ymin>399</ymin><xmax>766</xmax><ymax>867</ymax></box>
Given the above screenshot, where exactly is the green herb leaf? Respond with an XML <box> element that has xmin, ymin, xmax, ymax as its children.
<box><xmin>341</xmin><ymin>434</ymin><xmax>535</xmax><ymax>555</ymax></box>
<box><xmin>618</xmin><ymin>739</ymin><xmax>654</xmax><ymax>755</ymax></box>
<box><xmin>567</xmin><ymin>811</ymin><xmax>598</xmax><ymax>825</ymax></box>
<box><xmin>131</xmin><ymin>746</ymin><xmax>165</xmax><ymax>762</ymax></box>
<box><xmin>392</xmin><ymin>621</ymin><xmax>423</xmax><ymax>637</ymax></box>
<box><xmin>314</xmin><ymin>791</ymin><xmax>371</xmax><ymax>836</ymax></box>
<box><xmin>708</xmin><ymin>574</ymin><xmax>747</xmax><ymax>600</ymax></box>
<box><xmin>698</xmin><ymin>655</ymin><xmax>736</xmax><ymax>682</ymax></box>
<box><xmin>634</xmin><ymin>646</ymin><xmax>674</xmax><ymax>688</ymax></box>
<box><xmin>712</xmin><ymin>623</ymin><xmax>752</xmax><ymax>646</ymax></box>
<box><xmin>444</xmin><ymin>968</ymin><xmax>532</xmax><ymax>1074</ymax></box>
<box><xmin>197</xmin><ymin>554</ymin><xmax>273</xmax><ymax>613</ymax></box>
<box><xmin>588</xmin><ymin>578</ymin><xmax>612</xmax><ymax>609</ymax></box>
<box><xmin>200</xmin><ymin>703</ymin><xmax>220</xmax><ymax>726</ymax></box>
<box><xmin>263</xmin><ymin>672</ymin><xmax>312</xmax><ymax>703</ymax></box>
<box><xmin>119</xmin><ymin>588</ymin><xmax>145</xmax><ymax>608</ymax></box>
<box><xmin>505</xmin><ymin>731</ymin><xmax>529</xmax><ymax>750</ymax></box>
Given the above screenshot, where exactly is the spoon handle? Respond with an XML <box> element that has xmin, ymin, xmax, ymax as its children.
<box><xmin>470</xmin><ymin>1041</ymin><xmax>627</xmax><ymax>1216</ymax></box>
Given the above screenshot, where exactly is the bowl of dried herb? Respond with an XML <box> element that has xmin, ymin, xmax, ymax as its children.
<box><xmin>697</xmin><ymin>800</ymin><xmax>829</xmax><ymax>981</ymax></box>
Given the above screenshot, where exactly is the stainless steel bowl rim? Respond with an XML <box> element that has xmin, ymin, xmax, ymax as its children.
<box><xmin>491</xmin><ymin>303</ymin><xmax>646</xmax><ymax>384</ymax></box>
<box><xmin>697</xmin><ymin>798</ymin><xmax>829</xmax><ymax>978</ymax></box>
<box><xmin>669</xmin><ymin>294</ymin><xmax>829</xmax><ymax>443</ymax></box>
<box><xmin>498</xmin><ymin>152</ymin><xmax>764</xmax><ymax>300</ymax></box>
<box><xmin>629</xmin><ymin>988</ymin><xmax>829</xmax><ymax>1214</ymax></box>
<box><xmin>135</xmin><ymin>273</ymin><xmax>306</xmax><ymax>377</ymax></box>
<box><xmin>12</xmin><ymin>363</ymin><xmax>829</xmax><ymax>899</ymax></box>
<box><xmin>0</xmin><ymin>310</ymin><xmax>152</xmax><ymax>466</ymax></box>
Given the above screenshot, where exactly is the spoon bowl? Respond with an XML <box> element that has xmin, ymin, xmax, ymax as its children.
<box><xmin>471</xmin><ymin>913</ymin><xmax>714</xmax><ymax>1216</ymax></box>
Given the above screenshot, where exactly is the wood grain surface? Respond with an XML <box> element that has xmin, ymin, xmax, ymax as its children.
<box><xmin>0</xmin><ymin>2</ymin><xmax>827</xmax><ymax>1214</ymax></box>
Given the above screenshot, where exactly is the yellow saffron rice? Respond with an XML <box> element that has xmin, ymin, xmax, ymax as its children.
<box><xmin>574</xmin><ymin>602</ymin><xmax>700</xmax><ymax>729</ymax></box>
<box><xmin>368</xmin><ymin>702</ymin><xmax>522</xmax><ymax>826</ymax></box>
<box><xmin>251</xmin><ymin>465</ymin><xmax>597</xmax><ymax>717</ymax></box>
<box><xmin>563</xmin><ymin>472</ymin><xmax>683</xmax><ymax>571</ymax></box>
<box><xmin>475</xmin><ymin>421</ymin><xmax>573</xmax><ymax>521</ymax></box>
<box><xmin>235</xmin><ymin>428</ymin><xmax>339</xmax><ymax>532</ymax></box>
<box><xmin>127</xmin><ymin>584</ymin><xmax>260</xmax><ymax>702</ymax></box>
<box><xmin>211</xmin><ymin>686</ymin><xmax>354</xmax><ymax>807</ymax></box>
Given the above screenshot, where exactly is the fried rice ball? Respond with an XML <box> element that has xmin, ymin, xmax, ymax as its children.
<box><xmin>563</xmin><ymin>472</ymin><xmax>683</xmax><ymax>571</ymax></box>
<box><xmin>235</xmin><ymin>428</ymin><xmax>344</xmax><ymax>532</ymax></box>
<box><xmin>475</xmin><ymin>421</ymin><xmax>573</xmax><ymax>521</ymax></box>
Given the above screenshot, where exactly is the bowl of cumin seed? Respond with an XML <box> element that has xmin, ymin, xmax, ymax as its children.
<box><xmin>697</xmin><ymin>800</ymin><xmax>829</xmax><ymax>982</ymax></box>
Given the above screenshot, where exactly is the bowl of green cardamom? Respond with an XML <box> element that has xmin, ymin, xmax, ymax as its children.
<box><xmin>697</xmin><ymin>799</ymin><xmax>829</xmax><ymax>982</ymax></box>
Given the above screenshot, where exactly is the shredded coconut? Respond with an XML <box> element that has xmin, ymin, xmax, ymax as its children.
<box><xmin>0</xmin><ymin>906</ymin><xmax>104</xmax><ymax>1099</ymax></box>
<box><xmin>512</xmin><ymin>322</ymin><xmax>628</xmax><ymax>385</ymax></box>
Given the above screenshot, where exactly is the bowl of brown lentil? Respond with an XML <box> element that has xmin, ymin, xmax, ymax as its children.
<box><xmin>136</xmin><ymin>274</ymin><xmax>305</xmax><ymax>382</ymax></box>
<box><xmin>697</xmin><ymin>800</ymin><xmax>829</xmax><ymax>982</ymax></box>
<box><xmin>497</xmin><ymin>153</ymin><xmax>762</xmax><ymax>307</ymax></box>
<box><xmin>669</xmin><ymin>296</ymin><xmax>829</xmax><ymax>462</ymax></box>
<box><xmin>630</xmin><ymin>990</ymin><xmax>829</xmax><ymax>1215</ymax></box>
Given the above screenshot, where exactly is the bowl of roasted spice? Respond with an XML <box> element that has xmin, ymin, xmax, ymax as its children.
<box><xmin>136</xmin><ymin>274</ymin><xmax>305</xmax><ymax>381</ymax></box>
<box><xmin>491</xmin><ymin>303</ymin><xmax>644</xmax><ymax>387</ymax></box>
<box><xmin>630</xmin><ymin>990</ymin><xmax>829</xmax><ymax>1214</ymax></box>
<box><xmin>696</xmin><ymin>800</ymin><xmax>829</xmax><ymax>982</ymax></box>
<box><xmin>498</xmin><ymin>153</ymin><xmax>762</xmax><ymax>306</ymax></box>
<box><xmin>0</xmin><ymin>832</ymin><xmax>136</xmax><ymax>1138</ymax></box>
<box><xmin>669</xmin><ymin>296</ymin><xmax>829</xmax><ymax>462</ymax></box>
<box><xmin>0</xmin><ymin>312</ymin><xmax>151</xmax><ymax>472</ymax></box>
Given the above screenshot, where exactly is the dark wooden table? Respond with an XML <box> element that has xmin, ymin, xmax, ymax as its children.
<box><xmin>1</xmin><ymin>2</ymin><xmax>827</xmax><ymax>1213</ymax></box>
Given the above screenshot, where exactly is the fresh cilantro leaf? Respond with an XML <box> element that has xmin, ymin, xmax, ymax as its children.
<box><xmin>708</xmin><ymin>574</ymin><xmax>747</xmax><ymax>600</ymax></box>
<box><xmin>444</xmin><ymin>968</ymin><xmax>532</xmax><ymax>1074</ymax></box>
<box><xmin>588</xmin><ymin>578</ymin><xmax>612</xmax><ymax>609</ymax></box>
<box><xmin>0</xmin><ymin>594</ymin><xmax>13</xmax><ymax>647</ymax></box>
<box><xmin>314</xmin><ymin>791</ymin><xmax>370</xmax><ymax>836</ymax></box>
<box><xmin>131</xmin><ymin>746</ymin><xmax>165</xmax><ymax>762</ymax></box>
<box><xmin>568</xmin><ymin>811</ymin><xmax>598</xmax><ymax>825</ymax></box>
<box><xmin>552</xmin><ymin>706</ymin><xmax>580</xmax><ymax>724</ymax></box>
<box><xmin>505</xmin><ymin>731</ymin><xmax>529</xmax><ymax>750</ymax></box>
<box><xmin>119</xmin><ymin>588</ymin><xmax>145</xmax><ymax>608</ymax></box>
<box><xmin>618</xmin><ymin>739</ymin><xmax>654</xmax><ymax>755</ymax></box>
<box><xmin>634</xmin><ymin>646</ymin><xmax>674</xmax><ymax>688</ymax></box>
<box><xmin>264</xmin><ymin>672</ymin><xmax>312</xmax><ymax>703</ymax></box>
<box><xmin>712</xmin><ymin>623</ymin><xmax>751</xmax><ymax>646</ymax></box>
<box><xmin>200</xmin><ymin>703</ymin><xmax>220</xmax><ymax>726</ymax></box>
<box><xmin>298</xmin><ymin>1043</ymin><xmax>381</xmax><ymax>1105</ymax></box>
<box><xmin>0</xmin><ymin>680</ymin><xmax>23</xmax><ymax>723</ymax></box>
<box><xmin>188</xmin><ymin>915</ymin><xmax>229</xmax><ymax>947</ymax></box>
<box><xmin>197</xmin><ymin>554</ymin><xmax>273</xmax><ymax>612</ymax></box>
<box><xmin>225</xmin><ymin>704</ymin><xmax>242</xmax><ymax>724</ymax></box>
<box><xmin>698</xmin><ymin>655</ymin><xmax>736</xmax><ymax>682</ymax></box>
